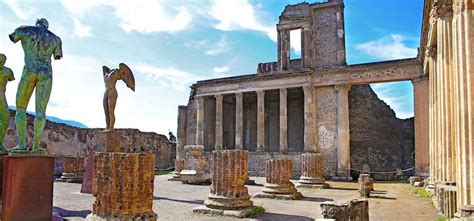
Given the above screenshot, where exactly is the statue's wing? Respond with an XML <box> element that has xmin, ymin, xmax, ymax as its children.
<box><xmin>119</xmin><ymin>63</ymin><xmax>135</xmax><ymax>91</ymax></box>
<box><xmin>102</xmin><ymin>66</ymin><xmax>110</xmax><ymax>77</ymax></box>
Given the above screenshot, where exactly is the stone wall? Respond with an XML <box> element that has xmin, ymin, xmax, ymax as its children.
<box><xmin>316</xmin><ymin>86</ymin><xmax>338</xmax><ymax>177</ymax></box>
<box><xmin>349</xmin><ymin>85</ymin><xmax>414</xmax><ymax>180</ymax></box>
<box><xmin>3</xmin><ymin>110</ymin><xmax>174</xmax><ymax>170</ymax></box>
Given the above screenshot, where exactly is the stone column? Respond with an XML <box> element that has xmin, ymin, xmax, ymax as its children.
<box><xmin>303</xmin><ymin>85</ymin><xmax>316</xmax><ymax>152</ymax></box>
<box><xmin>279</xmin><ymin>88</ymin><xmax>288</xmax><ymax>152</ymax></box>
<box><xmin>255</xmin><ymin>159</ymin><xmax>302</xmax><ymax>200</ymax></box>
<box><xmin>86</xmin><ymin>153</ymin><xmax>157</xmax><ymax>220</ymax></box>
<box><xmin>297</xmin><ymin>153</ymin><xmax>328</xmax><ymax>188</ymax></box>
<box><xmin>176</xmin><ymin>105</ymin><xmax>187</xmax><ymax>160</ymax></box>
<box><xmin>193</xmin><ymin>150</ymin><xmax>254</xmax><ymax>218</ymax></box>
<box><xmin>452</xmin><ymin>0</ymin><xmax>474</xmax><ymax>210</ymax></box>
<box><xmin>278</xmin><ymin>29</ymin><xmax>290</xmax><ymax>71</ymax></box>
<box><xmin>413</xmin><ymin>76</ymin><xmax>430</xmax><ymax>177</ymax></box>
<box><xmin>196</xmin><ymin>96</ymin><xmax>204</xmax><ymax>145</ymax></box>
<box><xmin>58</xmin><ymin>157</ymin><xmax>85</xmax><ymax>183</ymax></box>
<box><xmin>235</xmin><ymin>92</ymin><xmax>244</xmax><ymax>150</ymax></box>
<box><xmin>335</xmin><ymin>84</ymin><xmax>351</xmax><ymax>179</ymax></box>
<box><xmin>215</xmin><ymin>94</ymin><xmax>223</xmax><ymax>150</ymax></box>
<box><xmin>256</xmin><ymin>90</ymin><xmax>265</xmax><ymax>151</ymax></box>
<box><xmin>358</xmin><ymin>174</ymin><xmax>372</xmax><ymax>198</ymax></box>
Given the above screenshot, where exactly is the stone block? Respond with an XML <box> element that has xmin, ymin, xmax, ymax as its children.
<box><xmin>321</xmin><ymin>199</ymin><xmax>369</xmax><ymax>221</ymax></box>
<box><xmin>81</xmin><ymin>155</ymin><xmax>94</xmax><ymax>194</ymax></box>
<box><xmin>180</xmin><ymin>145</ymin><xmax>210</xmax><ymax>184</ymax></box>
<box><xmin>358</xmin><ymin>174</ymin><xmax>372</xmax><ymax>198</ymax></box>
<box><xmin>413</xmin><ymin>181</ymin><xmax>423</xmax><ymax>187</ymax></box>
<box><xmin>2</xmin><ymin>155</ymin><xmax>54</xmax><ymax>221</ymax></box>
<box><xmin>94</xmin><ymin>131</ymin><xmax>124</xmax><ymax>152</ymax></box>
<box><xmin>409</xmin><ymin>176</ymin><xmax>422</xmax><ymax>185</ymax></box>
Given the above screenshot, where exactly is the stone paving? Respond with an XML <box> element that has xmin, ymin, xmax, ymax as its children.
<box><xmin>53</xmin><ymin>175</ymin><xmax>438</xmax><ymax>221</ymax></box>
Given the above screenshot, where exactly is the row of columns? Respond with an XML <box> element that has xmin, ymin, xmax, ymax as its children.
<box><xmin>426</xmin><ymin>0</ymin><xmax>474</xmax><ymax>211</ymax></box>
<box><xmin>194</xmin><ymin>85</ymin><xmax>352</xmax><ymax>178</ymax></box>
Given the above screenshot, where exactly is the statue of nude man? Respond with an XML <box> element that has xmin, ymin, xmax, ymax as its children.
<box><xmin>102</xmin><ymin>63</ymin><xmax>134</xmax><ymax>132</ymax></box>
<box><xmin>9</xmin><ymin>18</ymin><xmax>62</xmax><ymax>154</ymax></box>
<box><xmin>0</xmin><ymin>54</ymin><xmax>15</xmax><ymax>153</ymax></box>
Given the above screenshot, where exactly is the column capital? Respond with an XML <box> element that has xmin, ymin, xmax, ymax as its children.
<box><xmin>235</xmin><ymin>92</ymin><xmax>243</xmax><ymax>99</ymax></box>
<box><xmin>215</xmin><ymin>94</ymin><xmax>223</xmax><ymax>101</ymax></box>
<box><xmin>430</xmin><ymin>1</ymin><xmax>453</xmax><ymax>23</ymax></box>
<box><xmin>425</xmin><ymin>46</ymin><xmax>437</xmax><ymax>59</ymax></box>
<box><xmin>280</xmin><ymin>88</ymin><xmax>287</xmax><ymax>94</ymax></box>
<box><xmin>256</xmin><ymin>90</ymin><xmax>265</xmax><ymax>97</ymax></box>
<box><xmin>302</xmin><ymin>85</ymin><xmax>313</xmax><ymax>94</ymax></box>
<box><xmin>334</xmin><ymin>84</ymin><xmax>351</xmax><ymax>92</ymax></box>
<box><xmin>453</xmin><ymin>0</ymin><xmax>473</xmax><ymax>14</ymax></box>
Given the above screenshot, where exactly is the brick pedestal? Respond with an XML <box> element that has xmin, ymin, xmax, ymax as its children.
<box><xmin>193</xmin><ymin>150</ymin><xmax>255</xmax><ymax>218</ymax></box>
<box><xmin>94</xmin><ymin>132</ymin><xmax>123</xmax><ymax>152</ymax></box>
<box><xmin>180</xmin><ymin>145</ymin><xmax>210</xmax><ymax>184</ymax></box>
<box><xmin>57</xmin><ymin>157</ymin><xmax>84</xmax><ymax>183</ymax></box>
<box><xmin>255</xmin><ymin>159</ymin><xmax>302</xmax><ymax>200</ymax></box>
<box><xmin>81</xmin><ymin>155</ymin><xmax>94</xmax><ymax>194</ymax></box>
<box><xmin>358</xmin><ymin>174</ymin><xmax>372</xmax><ymax>198</ymax></box>
<box><xmin>85</xmin><ymin>152</ymin><xmax>157</xmax><ymax>220</ymax></box>
<box><xmin>297</xmin><ymin>153</ymin><xmax>328</xmax><ymax>188</ymax></box>
<box><xmin>169</xmin><ymin>159</ymin><xmax>184</xmax><ymax>181</ymax></box>
<box><xmin>2</xmin><ymin>155</ymin><xmax>54</xmax><ymax>221</ymax></box>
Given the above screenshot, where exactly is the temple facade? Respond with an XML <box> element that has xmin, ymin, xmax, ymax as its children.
<box><xmin>177</xmin><ymin>0</ymin><xmax>428</xmax><ymax>180</ymax></box>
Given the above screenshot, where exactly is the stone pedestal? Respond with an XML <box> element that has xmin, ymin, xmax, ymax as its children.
<box><xmin>193</xmin><ymin>150</ymin><xmax>255</xmax><ymax>218</ymax></box>
<box><xmin>180</xmin><ymin>145</ymin><xmax>210</xmax><ymax>185</ymax></box>
<box><xmin>255</xmin><ymin>159</ymin><xmax>302</xmax><ymax>200</ymax></box>
<box><xmin>57</xmin><ymin>157</ymin><xmax>84</xmax><ymax>183</ymax></box>
<box><xmin>321</xmin><ymin>199</ymin><xmax>369</xmax><ymax>221</ymax></box>
<box><xmin>85</xmin><ymin>152</ymin><xmax>157</xmax><ymax>220</ymax></box>
<box><xmin>358</xmin><ymin>174</ymin><xmax>372</xmax><ymax>198</ymax></box>
<box><xmin>297</xmin><ymin>153</ymin><xmax>329</xmax><ymax>188</ymax></box>
<box><xmin>2</xmin><ymin>155</ymin><xmax>54</xmax><ymax>221</ymax></box>
<box><xmin>0</xmin><ymin>153</ymin><xmax>7</xmax><ymax>200</ymax></box>
<box><xmin>409</xmin><ymin>176</ymin><xmax>422</xmax><ymax>186</ymax></box>
<box><xmin>81</xmin><ymin>155</ymin><xmax>94</xmax><ymax>194</ymax></box>
<box><xmin>94</xmin><ymin>131</ymin><xmax>123</xmax><ymax>152</ymax></box>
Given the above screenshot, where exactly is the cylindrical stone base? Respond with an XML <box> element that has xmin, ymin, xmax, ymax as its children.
<box><xmin>87</xmin><ymin>152</ymin><xmax>157</xmax><ymax>220</ymax></box>
<box><xmin>298</xmin><ymin>153</ymin><xmax>326</xmax><ymax>187</ymax></box>
<box><xmin>58</xmin><ymin>157</ymin><xmax>84</xmax><ymax>183</ymax></box>
<box><xmin>172</xmin><ymin>159</ymin><xmax>184</xmax><ymax>178</ymax></box>
<box><xmin>358</xmin><ymin>174</ymin><xmax>372</xmax><ymax>198</ymax></box>
<box><xmin>205</xmin><ymin>150</ymin><xmax>253</xmax><ymax>210</ymax></box>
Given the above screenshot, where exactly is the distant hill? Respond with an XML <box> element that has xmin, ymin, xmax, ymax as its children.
<box><xmin>8</xmin><ymin>106</ymin><xmax>87</xmax><ymax>128</ymax></box>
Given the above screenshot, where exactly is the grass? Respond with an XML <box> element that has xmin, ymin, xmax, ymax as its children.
<box><xmin>435</xmin><ymin>215</ymin><xmax>448</xmax><ymax>221</ymax></box>
<box><xmin>414</xmin><ymin>188</ymin><xmax>432</xmax><ymax>198</ymax></box>
<box><xmin>248</xmin><ymin>205</ymin><xmax>265</xmax><ymax>218</ymax></box>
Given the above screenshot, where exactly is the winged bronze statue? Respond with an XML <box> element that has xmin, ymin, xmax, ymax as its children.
<box><xmin>102</xmin><ymin>63</ymin><xmax>135</xmax><ymax>132</ymax></box>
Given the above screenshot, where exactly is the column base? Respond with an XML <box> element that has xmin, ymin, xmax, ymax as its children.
<box><xmin>254</xmin><ymin>191</ymin><xmax>302</xmax><ymax>200</ymax></box>
<box><xmin>193</xmin><ymin>206</ymin><xmax>255</xmax><ymax>218</ymax></box>
<box><xmin>180</xmin><ymin>170</ymin><xmax>210</xmax><ymax>185</ymax></box>
<box><xmin>2</xmin><ymin>155</ymin><xmax>54</xmax><ymax>221</ymax></box>
<box><xmin>167</xmin><ymin>171</ymin><xmax>182</xmax><ymax>181</ymax></box>
<box><xmin>296</xmin><ymin>182</ymin><xmax>330</xmax><ymax>189</ymax></box>
<box><xmin>245</xmin><ymin>178</ymin><xmax>257</xmax><ymax>185</ymax></box>
<box><xmin>204</xmin><ymin>194</ymin><xmax>253</xmax><ymax>210</ymax></box>
<box><xmin>331</xmin><ymin>176</ymin><xmax>353</xmax><ymax>182</ymax></box>
<box><xmin>85</xmin><ymin>213</ymin><xmax>157</xmax><ymax>221</ymax></box>
<box><xmin>57</xmin><ymin>172</ymin><xmax>84</xmax><ymax>183</ymax></box>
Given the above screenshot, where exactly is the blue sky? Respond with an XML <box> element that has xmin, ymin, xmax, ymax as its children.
<box><xmin>0</xmin><ymin>0</ymin><xmax>423</xmax><ymax>134</ymax></box>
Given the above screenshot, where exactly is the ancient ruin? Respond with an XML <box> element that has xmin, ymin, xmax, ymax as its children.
<box><xmin>298</xmin><ymin>153</ymin><xmax>328</xmax><ymax>188</ymax></box>
<box><xmin>57</xmin><ymin>157</ymin><xmax>84</xmax><ymax>183</ymax></box>
<box><xmin>358</xmin><ymin>174</ymin><xmax>372</xmax><ymax>198</ymax></box>
<box><xmin>177</xmin><ymin>0</ymin><xmax>427</xmax><ymax>183</ymax></box>
<box><xmin>320</xmin><ymin>199</ymin><xmax>369</xmax><ymax>221</ymax></box>
<box><xmin>180</xmin><ymin>145</ymin><xmax>210</xmax><ymax>184</ymax></box>
<box><xmin>254</xmin><ymin>159</ymin><xmax>302</xmax><ymax>200</ymax></box>
<box><xmin>193</xmin><ymin>150</ymin><xmax>254</xmax><ymax>218</ymax></box>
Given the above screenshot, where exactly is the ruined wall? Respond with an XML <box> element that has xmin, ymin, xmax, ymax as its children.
<box><xmin>349</xmin><ymin>85</ymin><xmax>414</xmax><ymax>180</ymax></box>
<box><xmin>315</xmin><ymin>86</ymin><xmax>338</xmax><ymax>177</ymax></box>
<box><xmin>313</xmin><ymin>5</ymin><xmax>340</xmax><ymax>68</ymax></box>
<box><xmin>3</xmin><ymin>110</ymin><xmax>174</xmax><ymax>170</ymax></box>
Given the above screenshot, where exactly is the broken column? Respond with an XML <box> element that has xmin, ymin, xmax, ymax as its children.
<box><xmin>255</xmin><ymin>159</ymin><xmax>302</xmax><ymax>200</ymax></box>
<box><xmin>180</xmin><ymin>145</ymin><xmax>210</xmax><ymax>184</ymax></box>
<box><xmin>193</xmin><ymin>150</ymin><xmax>255</xmax><ymax>218</ymax></box>
<box><xmin>358</xmin><ymin>174</ymin><xmax>372</xmax><ymax>198</ymax></box>
<box><xmin>57</xmin><ymin>157</ymin><xmax>85</xmax><ymax>183</ymax></box>
<box><xmin>297</xmin><ymin>153</ymin><xmax>328</xmax><ymax>188</ymax></box>
<box><xmin>85</xmin><ymin>152</ymin><xmax>157</xmax><ymax>220</ymax></box>
<box><xmin>321</xmin><ymin>199</ymin><xmax>369</xmax><ymax>221</ymax></box>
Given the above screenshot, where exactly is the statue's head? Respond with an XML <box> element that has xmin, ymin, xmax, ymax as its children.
<box><xmin>0</xmin><ymin>54</ymin><xmax>6</xmax><ymax>67</ymax></box>
<box><xmin>35</xmin><ymin>18</ymin><xmax>49</xmax><ymax>29</ymax></box>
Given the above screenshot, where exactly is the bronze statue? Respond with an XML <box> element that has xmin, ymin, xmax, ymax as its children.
<box><xmin>0</xmin><ymin>54</ymin><xmax>15</xmax><ymax>153</ymax></box>
<box><xmin>9</xmin><ymin>18</ymin><xmax>62</xmax><ymax>154</ymax></box>
<box><xmin>102</xmin><ymin>63</ymin><xmax>135</xmax><ymax>132</ymax></box>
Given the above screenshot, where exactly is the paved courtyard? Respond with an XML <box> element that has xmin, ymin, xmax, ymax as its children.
<box><xmin>54</xmin><ymin>175</ymin><xmax>438</xmax><ymax>221</ymax></box>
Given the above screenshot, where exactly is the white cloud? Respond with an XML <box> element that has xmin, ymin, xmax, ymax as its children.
<box><xmin>209</xmin><ymin>0</ymin><xmax>276</xmax><ymax>41</ymax></box>
<box><xmin>206</xmin><ymin>35</ymin><xmax>232</xmax><ymax>56</ymax></box>
<box><xmin>370</xmin><ymin>82</ymin><xmax>414</xmax><ymax>119</ymax></box>
<box><xmin>59</xmin><ymin>0</ymin><xmax>192</xmax><ymax>36</ymax></box>
<box><xmin>213</xmin><ymin>66</ymin><xmax>229</xmax><ymax>73</ymax></box>
<box><xmin>134</xmin><ymin>64</ymin><xmax>202</xmax><ymax>91</ymax></box>
<box><xmin>356</xmin><ymin>34</ymin><xmax>417</xmax><ymax>60</ymax></box>
<box><xmin>290</xmin><ymin>29</ymin><xmax>302</xmax><ymax>54</ymax></box>
<box><xmin>4</xmin><ymin>0</ymin><xmax>38</xmax><ymax>20</ymax></box>
<box><xmin>72</xmin><ymin>17</ymin><xmax>92</xmax><ymax>38</ymax></box>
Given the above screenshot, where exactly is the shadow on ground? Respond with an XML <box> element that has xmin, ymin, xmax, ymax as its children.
<box><xmin>53</xmin><ymin>207</ymin><xmax>91</xmax><ymax>218</ymax></box>
<box><xmin>300</xmin><ymin>196</ymin><xmax>334</xmax><ymax>202</ymax></box>
<box><xmin>154</xmin><ymin>196</ymin><xmax>204</xmax><ymax>205</ymax></box>
<box><xmin>259</xmin><ymin>212</ymin><xmax>315</xmax><ymax>221</ymax></box>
